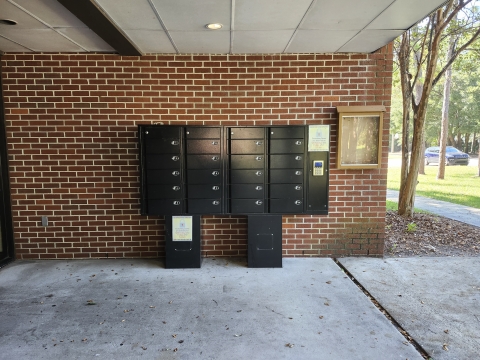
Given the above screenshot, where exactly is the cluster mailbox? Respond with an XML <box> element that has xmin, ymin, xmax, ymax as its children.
<box><xmin>139</xmin><ymin>125</ymin><xmax>328</xmax><ymax>216</ymax></box>
<box><xmin>139</xmin><ymin>125</ymin><xmax>329</xmax><ymax>268</ymax></box>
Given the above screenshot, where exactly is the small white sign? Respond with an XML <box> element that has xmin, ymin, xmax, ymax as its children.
<box><xmin>172</xmin><ymin>216</ymin><xmax>193</xmax><ymax>241</ymax></box>
<box><xmin>308</xmin><ymin>125</ymin><xmax>330</xmax><ymax>152</ymax></box>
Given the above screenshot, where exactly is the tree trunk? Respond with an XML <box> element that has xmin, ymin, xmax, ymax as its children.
<box><xmin>464</xmin><ymin>133</ymin><xmax>470</xmax><ymax>153</ymax></box>
<box><xmin>471</xmin><ymin>133</ymin><xmax>476</xmax><ymax>154</ymax></box>
<box><xmin>478</xmin><ymin>145</ymin><xmax>480</xmax><ymax>177</ymax></box>
<box><xmin>437</xmin><ymin>35</ymin><xmax>455</xmax><ymax>180</ymax></box>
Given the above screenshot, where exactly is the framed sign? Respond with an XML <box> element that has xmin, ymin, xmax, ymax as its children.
<box><xmin>337</xmin><ymin>106</ymin><xmax>385</xmax><ymax>169</ymax></box>
<box><xmin>308</xmin><ymin>125</ymin><xmax>330</xmax><ymax>152</ymax></box>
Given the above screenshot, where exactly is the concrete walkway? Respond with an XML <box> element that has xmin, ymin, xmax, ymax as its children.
<box><xmin>339</xmin><ymin>257</ymin><xmax>480</xmax><ymax>360</ymax></box>
<box><xmin>0</xmin><ymin>258</ymin><xmax>421</xmax><ymax>360</ymax></box>
<box><xmin>387</xmin><ymin>189</ymin><xmax>480</xmax><ymax>227</ymax></box>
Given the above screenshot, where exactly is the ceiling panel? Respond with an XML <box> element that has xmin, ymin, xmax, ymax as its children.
<box><xmin>301</xmin><ymin>0</ymin><xmax>394</xmax><ymax>30</ymax></box>
<box><xmin>0</xmin><ymin>35</ymin><xmax>32</xmax><ymax>52</ymax></box>
<box><xmin>56</xmin><ymin>27</ymin><xmax>115</xmax><ymax>52</ymax></box>
<box><xmin>126</xmin><ymin>29</ymin><xmax>176</xmax><ymax>53</ymax></box>
<box><xmin>0</xmin><ymin>27</ymin><xmax>84</xmax><ymax>51</ymax></box>
<box><xmin>287</xmin><ymin>29</ymin><xmax>358</xmax><ymax>53</ymax></box>
<box><xmin>170</xmin><ymin>31</ymin><xmax>230</xmax><ymax>54</ymax></box>
<box><xmin>338</xmin><ymin>30</ymin><xmax>404</xmax><ymax>53</ymax></box>
<box><xmin>151</xmin><ymin>0</ymin><xmax>231</xmax><ymax>31</ymax></box>
<box><xmin>0</xmin><ymin>0</ymin><xmax>49</xmax><ymax>29</ymax></box>
<box><xmin>368</xmin><ymin>0</ymin><xmax>447</xmax><ymax>30</ymax></box>
<box><xmin>94</xmin><ymin>0</ymin><xmax>163</xmax><ymax>30</ymax></box>
<box><xmin>11</xmin><ymin>0</ymin><xmax>86</xmax><ymax>27</ymax></box>
<box><xmin>234</xmin><ymin>0</ymin><xmax>312</xmax><ymax>30</ymax></box>
<box><xmin>233</xmin><ymin>30</ymin><xmax>294</xmax><ymax>53</ymax></box>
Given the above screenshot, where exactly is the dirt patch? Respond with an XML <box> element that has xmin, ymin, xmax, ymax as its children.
<box><xmin>385</xmin><ymin>211</ymin><xmax>480</xmax><ymax>257</ymax></box>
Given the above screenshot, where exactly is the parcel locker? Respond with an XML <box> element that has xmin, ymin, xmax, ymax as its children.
<box><xmin>165</xmin><ymin>215</ymin><xmax>202</xmax><ymax>268</ymax></box>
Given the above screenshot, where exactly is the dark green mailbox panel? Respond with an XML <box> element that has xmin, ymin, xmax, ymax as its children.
<box><xmin>139</xmin><ymin>125</ymin><xmax>329</xmax><ymax>216</ymax></box>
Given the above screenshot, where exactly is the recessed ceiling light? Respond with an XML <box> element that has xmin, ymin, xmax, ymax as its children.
<box><xmin>206</xmin><ymin>23</ymin><xmax>223</xmax><ymax>30</ymax></box>
<box><xmin>0</xmin><ymin>19</ymin><xmax>17</xmax><ymax>25</ymax></box>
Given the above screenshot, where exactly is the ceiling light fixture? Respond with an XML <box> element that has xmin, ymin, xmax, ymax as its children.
<box><xmin>0</xmin><ymin>19</ymin><xmax>17</xmax><ymax>25</ymax></box>
<box><xmin>206</xmin><ymin>23</ymin><xmax>222</xmax><ymax>30</ymax></box>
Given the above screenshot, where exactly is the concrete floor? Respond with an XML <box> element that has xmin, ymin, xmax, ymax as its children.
<box><xmin>339</xmin><ymin>257</ymin><xmax>480</xmax><ymax>360</ymax></box>
<box><xmin>0</xmin><ymin>258</ymin><xmax>421</xmax><ymax>360</ymax></box>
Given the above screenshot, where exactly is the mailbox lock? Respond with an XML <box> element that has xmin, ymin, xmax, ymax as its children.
<box><xmin>171</xmin><ymin>140</ymin><xmax>179</xmax><ymax>145</ymax></box>
<box><xmin>173</xmin><ymin>201</ymin><xmax>180</xmax><ymax>206</ymax></box>
<box><xmin>145</xmin><ymin>131</ymin><xmax>149</xmax><ymax>134</ymax></box>
<box><xmin>255</xmin><ymin>141</ymin><xmax>263</xmax><ymax>146</ymax></box>
<box><xmin>212</xmin><ymin>141</ymin><xmax>218</xmax><ymax>145</ymax></box>
<box><xmin>295</xmin><ymin>171</ymin><xmax>302</xmax><ymax>175</ymax></box>
<box><xmin>172</xmin><ymin>156</ymin><xmax>179</xmax><ymax>161</ymax></box>
<box><xmin>255</xmin><ymin>171</ymin><xmax>263</xmax><ymax>176</ymax></box>
<box><xmin>255</xmin><ymin>186</ymin><xmax>263</xmax><ymax>191</ymax></box>
<box><xmin>212</xmin><ymin>186</ymin><xmax>220</xmax><ymax>191</ymax></box>
<box><xmin>212</xmin><ymin>200</ymin><xmax>220</xmax><ymax>205</ymax></box>
<box><xmin>295</xmin><ymin>140</ymin><xmax>302</xmax><ymax>145</ymax></box>
<box><xmin>172</xmin><ymin>171</ymin><xmax>180</xmax><ymax>176</ymax></box>
<box><xmin>212</xmin><ymin>171</ymin><xmax>220</xmax><ymax>176</ymax></box>
<box><xmin>212</xmin><ymin>156</ymin><xmax>219</xmax><ymax>161</ymax></box>
<box><xmin>295</xmin><ymin>185</ymin><xmax>302</xmax><ymax>190</ymax></box>
<box><xmin>295</xmin><ymin>156</ymin><xmax>302</xmax><ymax>161</ymax></box>
<box><xmin>295</xmin><ymin>200</ymin><xmax>302</xmax><ymax>205</ymax></box>
<box><xmin>255</xmin><ymin>200</ymin><xmax>263</xmax><ymax>205</ymax></box>
<box><xmin>255</xmin><ymin>156</ymin><xmax>263</xmax><ymax>161</ymax></box>
<box><xmin>172</xmin><ymin>186</ymin><xmax>181</xmax><ymax>191</ymax></box>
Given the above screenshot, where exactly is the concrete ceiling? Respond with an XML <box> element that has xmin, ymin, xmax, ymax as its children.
<box><xmin>0</xmin><ymin>0</ymin><xmax>447</xmax><ymax>55</ymax></box>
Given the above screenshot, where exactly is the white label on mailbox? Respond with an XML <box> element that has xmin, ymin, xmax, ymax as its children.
<box><xmin>308</xmin><ymin>125</ymin><xmax>330</xmax><ymax>152</ymax></box>
<box><xmin>172</xmin><ymin>216</ymin><xmax>193</xmax><ymax>242</ymax></box>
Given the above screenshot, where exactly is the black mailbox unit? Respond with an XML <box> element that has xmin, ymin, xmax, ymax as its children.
<box><xmin>139</xmin><ymin>125</ymin><xmax>329</xmax><ymax>268</ymax></box>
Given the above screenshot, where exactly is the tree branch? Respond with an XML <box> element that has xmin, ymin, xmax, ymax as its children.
<box><xmin>433</xmin><ymin>26</ymin><xmax>480</xmax><ymax>86</ymax></box>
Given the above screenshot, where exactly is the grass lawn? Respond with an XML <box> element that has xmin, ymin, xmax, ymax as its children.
<box><xmin>387</xmin><ymin>165</ymin><xmax>480</xmax><ymax>209</ymax></box>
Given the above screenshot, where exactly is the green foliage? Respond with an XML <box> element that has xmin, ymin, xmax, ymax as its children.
<box><xmin>406</xmin><ymin>222</ymin><xmax>418</xmax><ymax>232</ymax></box>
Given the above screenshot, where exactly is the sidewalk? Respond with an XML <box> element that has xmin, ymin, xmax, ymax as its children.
<box><xmin>387</xmin><ymin>189</ymin><xmax>480</xmax><ymax>228</ymax></box>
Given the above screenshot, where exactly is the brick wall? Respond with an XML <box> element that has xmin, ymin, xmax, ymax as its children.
<box><xmin>1</xmin><ymin>46</ymin><xmax>392</xmax><ymax>260</ymax></box>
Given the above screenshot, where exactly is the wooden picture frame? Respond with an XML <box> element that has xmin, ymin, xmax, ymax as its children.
<box><xmin>337</xmin><ymin>106</ymin><xmax>385</xmax><ymax>169</ymax></box>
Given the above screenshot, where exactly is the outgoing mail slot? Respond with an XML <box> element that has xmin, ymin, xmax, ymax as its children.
<box><xmin>187</xmin><ymin>169</ymin><xmax>222</xmax><ymax>184</ymax></box>
<box><xmin>230</xmin><ymin>155</ymin><xmax>264</xmax><ymax>169</ymax></box>
<box><xmin>187</xmin><ymin>139</ymin><xmax>221</xmax><ymax>154</ymax></box>
<box><xmin>147</xmin><ymin>169</ymin><xmax>183</xmax><ymax>184</ymax></box>
<box><xmin>270</xmin><ymin>198</ymin><xmax>304</xmax><ymax>213</ymax></box>
<box><xmin>230</xmin><ymin>169</ymin><xmax>264</xmax><ymax>184</ymax></box>
<box><xmin>269</xmin><ymin>127</ymin><xmax>305</xmax><ymax>139</ymax></box>
<box><xmin>270</xmin><ymin>139</ymin><xmax>304</xmax><ymax>154</ymax></box>
<box><xmin>144</xmin><ymin>126</ymin><xmax>181</xmax><ymax>139</ymax></box>
<box><xmin>186</xmin><ymin>127</ymin><xmax>221</xmax><ymax>139</ymax></box>
<box><xmin>147</xmin><ymin>184</ymin><xmax>183</xmax><ymax>199</ymax></box>
<box><xmin>188</xmin><ymin>184</ymin><xmax>222</xmax><ymax>198</ymax></box>
<box><xmin>270</xmin><ymin>169</ymin><xmax>304</xmax><ymax>183</ymax></box>
<box><xmin>146</xmin><ymin>137</ymin><xmax>181</xmax><ymax>154</ymax></box>
<box><xmin>269</xmin><ymin>154</ymin><xmax>303</xmax><ymax>169</ymax></box>
<box><xmin>148</xmin><ymin>199</ymin><xmax>184</xmax><ymax>215</ymax></box>
<box><xmin>186</xmin><ymin>154</ymin><xmax>221</xmax><ymax>169</ymax></box>
<box><xmin>230</xmin><ymin>140</ymin><xmax>265</xmax><ymax>154</ymax></box>
<box><xmin>230</xmin><ymin>184</ymin><xmax>265</xmax><ymax>198</ymax></box>
<box><xmin>230</xmin><ymin>127</ymin><xmax>265</xmax><ymax>139</ymax></box>
<box><xmin>270</xmin><ymin>184</ymin><xmax>303</xmax><ymax>198</ymax></box>
<box><xmin>188</xmin><ymin>199</ymin><xmax>222</xmax><ymax>214</ymax></box>
<box><xmin>146</xmin><ymin>154</ymin><xmax>182</xmax><ymax>169</ymax></box>
<box><xmin>230</xmin><ymin>199</ymin><xmax>265</xmax><ymax>214</ymax></box>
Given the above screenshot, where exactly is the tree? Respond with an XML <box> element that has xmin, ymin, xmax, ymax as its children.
<box><xmin>395</xmin><ymin>0</ymin><xmax>480</xmax><ymax>217</ymax></box>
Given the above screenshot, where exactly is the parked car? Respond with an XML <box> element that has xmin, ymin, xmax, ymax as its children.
<box><xmin>424</xmin><ymin>146</ymin><xmax>469</xmax><ymax>166</ymax></box>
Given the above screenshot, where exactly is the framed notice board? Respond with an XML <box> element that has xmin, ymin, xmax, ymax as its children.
<box><xmin>337</xmin><ymin>106</ymin><xmax>385</xmax><ymax>169</ymax></box>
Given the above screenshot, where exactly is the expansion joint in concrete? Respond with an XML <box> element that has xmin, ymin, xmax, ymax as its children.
<box><xmin>333</xmin><ymin>258</ymin><xmax>431</xmax><ymax>360</ymax></box>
